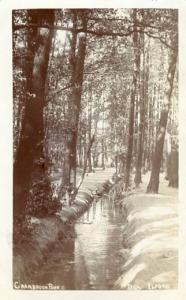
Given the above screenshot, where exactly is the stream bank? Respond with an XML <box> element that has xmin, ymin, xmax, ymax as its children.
<box><xmin>25</xmin><ymin>195</ymin><xmax>125</xmax><ymax>289</ymax></box>
<box><xmin>13</xmin><ymin>168</ymin><xmax>121</xmax><ymax>286</ymax></box>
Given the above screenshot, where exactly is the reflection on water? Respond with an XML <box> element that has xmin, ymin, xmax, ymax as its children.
<box><xmin>32</xmin><ymin>196</ymin><xmax>124</xmax><ymax>290</ymax></box>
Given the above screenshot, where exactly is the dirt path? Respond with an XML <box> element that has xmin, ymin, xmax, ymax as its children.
<box><xmin>78</xmin><ymin>168</ymin><xmax>115</xmax><ymax>192</ymax></box>
<box><xmin>115</xmin><ymin>173</ymin><xmax>178</xmax><ymax>290</ymax></box>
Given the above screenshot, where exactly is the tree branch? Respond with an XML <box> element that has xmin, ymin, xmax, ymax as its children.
<box><xmin>13</xmin><ymin>23</ymin><xmax>135</xmax><ymax>37</ymax></box>
<box><xmin>13</xmin><ymin>23</ymin><xmax>176</xmax><ymax>49</ymax></box>
<box><xmin>76</xmin><ymin>135</ymin><xmax>95</xmax><ymax>191</ymax></box>
<box><xmin>144</xmin><ymin>31</ymin><xmax>176</xmax><ymax>50</ymax></box>
<box><xmin>49</xmin><ymin>84</ymin><xmax>73</xmax><ymax>95</ymax></box>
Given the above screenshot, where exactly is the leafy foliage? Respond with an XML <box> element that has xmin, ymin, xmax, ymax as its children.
<box><xmin>13</xmin><ymin>8</ymin><xmax>178</xmax><ymax>220</ymax></box>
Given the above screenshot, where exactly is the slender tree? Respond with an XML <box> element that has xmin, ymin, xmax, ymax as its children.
<box><xmin>69</xmin><ymin>10</ymin><xmax>88</xmax><ymax>186</ymax></box>
<box><xmin>58</xmin><ymin>9</ymin><xmax>88</xmax><ymax>200</ymax></box>
<box><xmin>125</xmin><ymin>9</ymin><xmax>141</xmax><ymax>189</ymax></box>
<box><xmin>134</xmin><ymin>29</ymin><xmax>145</xmax><ymax>186</ymax></box>
<box><xmin>147</xmin><ymin>29</ymin><xmax>178</xmax><ymax>193</ymax></box>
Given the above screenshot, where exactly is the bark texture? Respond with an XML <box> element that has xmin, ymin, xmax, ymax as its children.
<box><xmin>13</xmin><ymin>10</ymin><xmax>55</xmax><ymax>217</ymax></box>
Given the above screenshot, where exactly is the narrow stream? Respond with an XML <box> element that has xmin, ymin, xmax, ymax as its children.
<box><xmin>32</xmin><ymin>196</ymin><xmax>125</xmax><ymax>290</ymax></box>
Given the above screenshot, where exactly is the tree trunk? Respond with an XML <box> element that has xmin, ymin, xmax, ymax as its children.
<box><xmin>142</xmin><ymin>49</ymin><xmax>149</xmax><ymax>174</ymax></box>
<box><xmin>125</xmin><ymin>9</ymin><xmax>140</xmax><ymax>189</ymax></box>
<box><xmin>168</xmin><ymin>149</ymin><xmax>178</xmax><ymax>187</ymax></box>
<box><xmin>101</xmin><ymin>138</ymin><xmax>105</xmax><ymax>170</ymax></box>
<box><xmin>92</xmin><ymin>117</ymin><xmax>98</xmax><ymax>168</ymax></box>
<box><xmin>13</xmin><ymin>10</ymin><xmax>55</xmax><ymax>217</ymax></box>
<box><xmin>147</xmin><ymin>45</ymin><xmax>177</xmax><ymax>193</ymax></box>
<box><xmin>87</xmin><ymin>89</ymin><xmax>93</xmax><ymax>172</ymax></box>
<box><xmin>61</xmin><ymin>10</ymin><xmax>87</xmax><ymax>191</ymax></box>
<box><xmin>78</xmin><ymin>131</ymin><xmax>83</xmax><ymax>168</ymax></box>
<box><xmin>70</xmin><ymin>21</ymin><xmax>87</xmax><ymax>186</ymax></box>
<box><xmin>135</xmin><ymin>32</ymin><xmax>145</xmax><ymax>187</ymax></box>
<box><xmin>77</xmin><ymin>135</ymin><xmax>95</xmax><ymax>190</ymax></box>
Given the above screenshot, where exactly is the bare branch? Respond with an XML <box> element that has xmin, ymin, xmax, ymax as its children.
<box><xmin>13</xmin><ymin>23</ymin><xmax>176</xmax><ymax>49</ymax></box>
<box><xmin>49</xmin><ymin>84</ymin><xmax>73</xmax><ymax>95</ymax></box>
<box><xmin>143</xmin><ymin>31</ymin><xmax>176</xmax><ymax>50</ymax></box>
<box><xmin>13</xmin><ymin>23</ymin><xmax>135</xmax><ymax>37</ymax></box>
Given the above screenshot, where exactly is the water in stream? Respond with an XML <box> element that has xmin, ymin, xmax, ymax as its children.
<box><xmin>32</xmin><ymin>196</ymin><xmax>125</xmax><ymax>290</ymax></box>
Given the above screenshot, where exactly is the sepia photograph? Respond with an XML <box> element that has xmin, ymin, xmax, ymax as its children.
<box><xmin>2</xmin><ymin>1</ymin><xmax>186</xmax><ymax>299</ymax></box>
<box><xmin>12</xmin><ymin>7</ymin><xmax>179</xmax><ymax>290</ymax></box>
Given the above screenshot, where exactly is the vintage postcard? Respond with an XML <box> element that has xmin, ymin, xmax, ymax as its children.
<box><xmin>0</xmin><ymin>0</ymin><xmax>186</xmax><ymax>299</ymax></box>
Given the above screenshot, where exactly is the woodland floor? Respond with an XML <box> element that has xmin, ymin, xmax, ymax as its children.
<box><xmin>115</xmin><ymin>172</ymin><xmax>178</xmax><ymax>290</ymax></box>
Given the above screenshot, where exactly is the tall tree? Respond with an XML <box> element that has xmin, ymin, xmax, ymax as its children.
<box><xmin>69</xmin><ymin>10</ymin><xmax>88</xmax><ymax>186</ymax></box>
<box><xmin>134</xmin><ymin>28</ymin><xmax>146</xmax><ymax>187</ymax></box>
<box><xmin>147</xmin><ymin>16</ymin><xmax>178</xmax><ymax>193</ymax></box>
<box><xmin>13</xmin><ymin>10</ymin><xmax>55</xmax><ymax>217</ymax></box>
<box><xmin>125</xmin><ymin>9</ymin><xmax>140</xmax><ymax>189</ymax></box>
<box><xmin>60</xmin><ymin>11</ymin><xmax>78</xmax><ymax>192</ymax></box>
<box><xmin>58</xmin><ymin>9</ymin><xmax>88</xmax><ymax>200</ymax></box>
